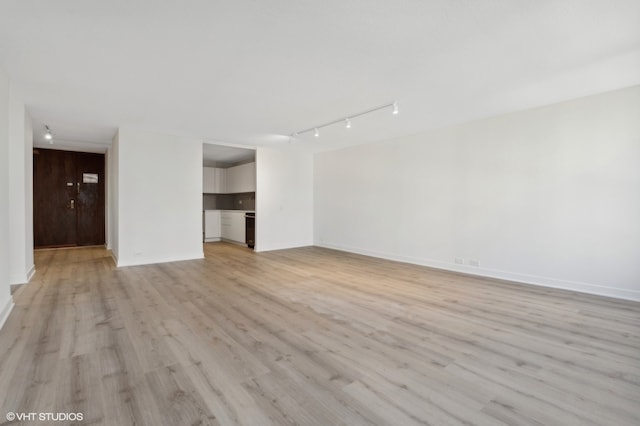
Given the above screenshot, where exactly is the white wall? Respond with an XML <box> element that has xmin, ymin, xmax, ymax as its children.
<box><xmin>256</xmin><ymin>147</ymin><xmax>314</xmax><ymax>252</ymax></box>
<box><xmin>115</xmin><ymin>128</ymin><xmax>203</xmax><ymax>266</ymax></box>
<box><xmin>315</xmin><ymin>86</ymin><xmax>640</xmax><ymax>301</ymax></box>
<box><xmin>0</xmin><ymin>69</ymin><xmax>14</xmax><ymax>328</ymax></box>
<box><xmin>24</xmin><ymin>111</ymin><xmax>33</xmax><ymax>277</ymax></box>
<box><xmin>8</xmin><ymin>84</ymin><xmax>34</xmax><ymax>284</ymax></box>
<box><xmin>107</xmin><ymin>130</ymin><xmax>119</xmax><ymax>256</ymax></box>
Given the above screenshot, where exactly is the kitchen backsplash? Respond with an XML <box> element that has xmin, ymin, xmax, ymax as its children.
<box><xmin>233</xmin><ymin>192</ymin><xmax>255</xmax><ymax>210</ymax></box>
<box><xmin>203</xmin><ymin>192</ymin><xmax>255</xmax><ymax>210</ymax></box>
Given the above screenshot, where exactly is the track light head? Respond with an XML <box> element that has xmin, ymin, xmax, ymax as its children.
<box><xmin>392</xmin><ymin>101</ymin><xmax>399</xmax><ymax>115</ymax></box>
<box><xmin>314</xmin><ymin>128</ymin><xmax>319</xmax><ymax>138</ymax></box>
<box><xmin>44</xmin><ymin>125</ymin><xmax>53</xmax><ymax>141</ymax></box>
<box><xmin>345</xmin><ymin>118</ymin><xmax>351</xmax><ymax>129</ymax></box>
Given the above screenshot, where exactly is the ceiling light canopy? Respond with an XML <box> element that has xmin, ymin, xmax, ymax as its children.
<box><xmin>292</xmin><ymin>101</ymin><xmax>398</xmax><ymax>140</ymax></box>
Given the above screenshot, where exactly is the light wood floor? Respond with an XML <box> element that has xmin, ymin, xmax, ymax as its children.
<box><xmin>1</xmin><ymin>243</ymin><xmax>639</xmax><ymax>425</ymax></box>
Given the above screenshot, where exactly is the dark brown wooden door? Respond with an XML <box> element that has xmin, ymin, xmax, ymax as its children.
<box><xmin>75</xmin><ymin>152</ymin><xmax>105</xmax><ymax>246</ymax></box>
<box><xmin>33</xmin><ymin>149</ymin><xmax>105</xmax><ymax>248</ymax></box>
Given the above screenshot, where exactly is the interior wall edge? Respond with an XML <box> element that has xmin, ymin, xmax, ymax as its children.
<box><xmin>0</xmin><ymin>299</ymin><xmax>14</xmax><ymax>332</ymax></box>
<box><xmin>9</xmin><ymin>262</ymin><xmax>34</xmax><ymax>285</ymax></box>
<box><xmin>316</xmin><ymin>242</ymin><xmax>640</xmax><ymax>302</ymax></box>
<box><xmin>0</xmin><ymin>68</ymin><xmax>12</xmax><ymax>329</ymax></box>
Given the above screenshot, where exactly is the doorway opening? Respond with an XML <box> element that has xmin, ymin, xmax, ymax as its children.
<box><xmin>202</xmin><ymin>142</ymin><xmax>256</xmax><ymax>250</ymax></box>
<box><xmin>33</xmin><ymin>148</ymin><xmax>105</xmax><ymax>248</ymax></box>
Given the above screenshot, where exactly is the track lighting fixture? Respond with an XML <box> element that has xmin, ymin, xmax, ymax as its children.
<box><xmin>292</xmin><ymin>101</ymin><xmax>398</xmax><ymax>139</ymax></box>
<box><xmin>44</xmin><ymin>125</ymin><xmax>53</xmax><ymax>143</ymax></box>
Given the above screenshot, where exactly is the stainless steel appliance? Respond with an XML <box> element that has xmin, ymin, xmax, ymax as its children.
<box><xmin>245</xmin><ymin>212</ymin><xmax>255</xmax><ymax>249</ymax></box>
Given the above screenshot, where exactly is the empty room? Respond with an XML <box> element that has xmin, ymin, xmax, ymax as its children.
<box><xmin>0</xmin><ymin>1</ymin><xmax>639</xmax><ymax>425</ymax></box>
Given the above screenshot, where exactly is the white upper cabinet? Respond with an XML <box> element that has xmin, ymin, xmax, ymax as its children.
<box><xmin>226</xmin><ymin>162</ymin><xmax>256</xmax><ymax>193</ymax></box>
<box><xmin>203</xmin><ymin>167</ymin><xmax>215</xmax><ymax>193</ymax></box>
<box><xmin>225</xmin><ymin>165</ymin><xmax>240</xmax><ymax>193</ymax></box>
<box><xmin>214</xmin><ymin>168</ymin><xmax>226</xmax><ymax>193</ymax></box>
<box><xmin>203</xmin><ymin>167</ymin><xmax>227</xmax><ymax>193</ymax></box>
<box><xmin>203</xmin><ymin>162</ymin><xmax>255</xmax><ymax>194</ymax></box>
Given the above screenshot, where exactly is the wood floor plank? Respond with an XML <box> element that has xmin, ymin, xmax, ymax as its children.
<box><xmin>0</xmin><ymin>243</ymin><xmax>638</xmax><ymax>425</ymax></box>
<box><xmin>144</xmin><ymin>363</ymin><xmax>218</xmax><ymax>425</ymax></box>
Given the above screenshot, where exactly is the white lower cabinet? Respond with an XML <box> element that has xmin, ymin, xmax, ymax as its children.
<box><xmin>204</xmin><ymin>211</ymin><xmax>221</xmax><ymax>241</ymax></box>
<box><xmin>220</xmin><ymin>211</ymin><xmax>245</xmax><ymax>244</ymax></box>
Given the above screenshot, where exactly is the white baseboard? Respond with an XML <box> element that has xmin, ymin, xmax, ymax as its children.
<box><xmin>220</xmin><ymin>238</ymin><xmax>248</xmax><ymax>247</ymax></box>
<box><xmin>9</xmin><ymin>263</ymin><xmax>36</xmax><ymax>286</ymax></box>
<box><xmin>0</xmin><ymin>298</ymin><xmax>14</xmax><ymax>331</ymax></box>
<box><xmin>315</xmin><ymin>242</ymin><xmax>640</xmax><ymax>302</ymax></box>
<box><xmin>116</xmin><ymin>251</ymin><xmax>205</xmax><ymax>267</ymax></box>
<box><xmin>255</xmin><ymin>241</ymin><xmax>313</xmax><ymax>253</ymax></box>
<box><xmin>26</xmin><ymin>264</ymin><xmax>35</xmax><ymax>281</ymax></box>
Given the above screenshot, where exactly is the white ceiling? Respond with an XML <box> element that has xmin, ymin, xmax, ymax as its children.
<box><xmin>203</xmin><ymin>142</ymin><xmax>255</xmax><ymax>165</ymax></box>
<box><xmin>1</xmin><ymin>0</ymin><xmax>639</xmax><ymax>152</ymax></box>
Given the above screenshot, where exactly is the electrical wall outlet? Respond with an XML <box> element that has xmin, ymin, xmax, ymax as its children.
<box><xmin>455</xmin><ymin>257</ymin><xmax>464</xmax><ymax>265</ymax></box>
<box><xmin>469</xmin><ymin>259</ymin><xmax>479</xmax><ymax>267</ymax></box>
